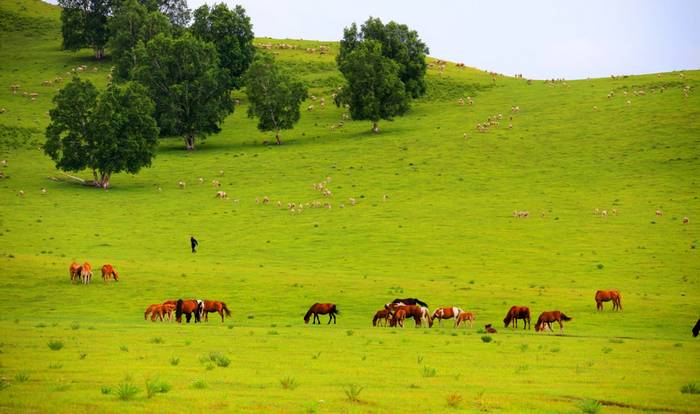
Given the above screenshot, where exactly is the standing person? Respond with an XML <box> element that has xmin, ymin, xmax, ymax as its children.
<box><xmin>190</xmin><ymin>236</ymin><xmax>199</xmax><ymax>253</ymax></box>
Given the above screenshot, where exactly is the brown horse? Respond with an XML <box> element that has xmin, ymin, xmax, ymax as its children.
<box><xmin>595</xmin><ymin>290</ymin><xmax>622</xmax><ymax>311</ymax></box>
<box><xmin>390</xmin><ymin>305</ymin><xmax>432</xmax><ymax>327</ymax></box>
<box><xmin>372</xmin><ymin>309</ymin><xmax>392</xmax><ymax>326</ymax></box>
<box><xmin>69</xmin><ymin>262</ymin><xmax>81</xmax><ymax>282</ymax></box>
<box><xmin>455</xmin><ymin>311</ymin><xmax>475</xmax><ymax>328</ymax></box>
<box><xmin>79</xmin><ymin>262</ymin><xmax>93</xmax><ymax>285</ymax></box>
<box><xmin>202</xmin><ymin>300</ymin><xmax>231</xmax><ymax>323</ymax></box>
<box><xmin>101</xmin><ymin>264</ymin><xmax>119</xmax><ymax>282</ymax></box>
<box><xmin>432</xmin><ymin>307</ymin><xmax>463</xmax><ymax>326</ymax></box>
<box><xmin>304</xmin><ymin>303</ymin><xmax>338</xmax><ymax>324</ymax></box>
<box><xmin>503</xmin><ymin>306</ymin><xmax>531</xmax><ymax>329</ymax></box>
<box><xmin>175</xmin><ymin>299</ymin><xmax>204</xmax><ymax>323</ymax></box>
<box><xmin>145</xmin><ymin>304</ymin><xmax>175</xmax><ymax>321</ymax></box>
<box><xmin>535</xmin><ymin>311</ymin><xmax>572</xmax><ymax>332</ymax></box>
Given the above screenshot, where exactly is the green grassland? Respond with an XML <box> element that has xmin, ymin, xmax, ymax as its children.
<box><xmin>1</xmin><ymin>1</ymin><xmax>699</xmax><ymax>412</ymax></box>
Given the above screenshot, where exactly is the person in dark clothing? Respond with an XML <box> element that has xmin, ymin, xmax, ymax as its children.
<box><xmin>190</xmin><ymin>236</ymin><xmax>198</xmax><ymax>253</ymax></box>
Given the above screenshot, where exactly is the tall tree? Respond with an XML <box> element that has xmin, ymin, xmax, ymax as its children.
<box><xmin>335</xmin><ymin>40</ymin><xmax>408</xmax><ymax>133</ymax></box>
<box><xmin>338</xmin><ymin>17</ymin><xmax>429</xmax><ymax>98</ymax></box>
<box><xmin>245</xmin><ymin>54</ymin><xmax>307</xmax><ymax>145</ymax></box>
<box><xmin>45</xmin><ymin>79</ymin><xmax>159</xmax><ymax>188</ymax></box>
<box><xmin>59</xmin><ymin>0</ymin><xmax>114</xmax><ymax>59</ymax></box>
<box><xmin>140</xmin><ymin>0</ymin><xmax>190</xmax><ymax>28</ymax></box>
<box><xmin>134</xmin><ymin>33</ymin><xmax>233</xmax><ymax>150</ymax></box>
<box><xmin>108</xmin><ymin>0</ymin><xmax>171</xmax><ymax>81</ymax></box>
<box><xmin>191</xmin><ymin>3</ymin><xmax>255</xmax><ymax>89</ymax></box>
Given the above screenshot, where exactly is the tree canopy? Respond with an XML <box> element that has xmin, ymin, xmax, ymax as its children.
<box><xmin>45</xmin><ymin>78</ymin><xmax>159</xmax><ymax>188</ymax></box>
<box><xmin>245</xmin><ymin>54</ymin><xmax>308</xmax><ymax>145</ymax></box>
<box><xmin>338</xmin><ymin>17</ymin><xmax>429</xmax><ymax>99</ymax></box>
<box><xmin>134</xmin><ymin>33</ymin><xmax>233</xmax><ymax>150</ymax></box>
<box><xmin>59</xmin><ymin>0</ymin><xmax>113</xmax><ymax>59</ymax></box>
<box><xmin>191</xmin><ymin>3</ymin><xmax>255</xmax><ymax>89</ymax></box>
<box><xmin>336</xmin><ymin>40</ymin><xmax>408</xmax><ymax>133</ymax></box>
<box><xmin>108</xmin><ymin>0</ymin><xmax>172</xmax><ymax>81</ymax></box>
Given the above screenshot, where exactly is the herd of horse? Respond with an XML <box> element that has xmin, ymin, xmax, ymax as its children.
<box><xmin>69</xmin><ymin>262</ymin><xmax>118</xmax><ymax>284</ymax></box>
<box><xmin>308</xmin><ymin>291</ymin><xmax>622</xmax><ymax>332</ymax></box>
<box><xmin>145</xmin><ymin>299</ymin><xmax>231</xmax><ymax>323</ymax></box>
<box><xmin>66</xmin><ymin>264</ymin><xmax>696</xmax><ymax>337</ymax></box>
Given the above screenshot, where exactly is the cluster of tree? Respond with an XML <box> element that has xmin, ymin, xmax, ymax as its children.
<box><xmin>49</xmin><ymin>5</ymin><xmax>429</xmax><ymax>187</ymax></box>
<box><xmin>336</xmin><ymin>17</ymin><xmax>429</xmax><ymax>132</ymax></box>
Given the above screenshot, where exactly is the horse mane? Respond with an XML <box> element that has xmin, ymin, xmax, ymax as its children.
<box><xmin>175</xmin><ymin>299</ymin><xmax>184</xmax><ymax>319</ymax></box>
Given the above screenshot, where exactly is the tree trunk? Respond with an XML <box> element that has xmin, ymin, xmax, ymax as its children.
<box><xmin>275</xmin><ymin>130</ymin><xmax>281</xmax><ymax>145</ymax></box>
<box><xmin>372</xmin><ymin>122</ymin><xmax>379</xmax><ymax>133</ymax></box>
<box><xmin>184</xmin><ymin>135</ymin><xmax>196</xmax><ymax>150</ymax></box>
<box><xmin>92</xmin><ymin>169</ymin><xmax>100</xmax><ymax>187</ymax></box>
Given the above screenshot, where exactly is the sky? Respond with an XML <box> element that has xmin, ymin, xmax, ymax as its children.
<box><xmin>46</xmin><ymin>0</ymin><xmax>700</xmax><ymax>79</ymax></box>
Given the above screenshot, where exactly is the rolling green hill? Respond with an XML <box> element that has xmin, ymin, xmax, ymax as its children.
<box><xmin>0</xmin><ymin>1</ymin><xmax>699</xmax><ymax>413</ymax></box>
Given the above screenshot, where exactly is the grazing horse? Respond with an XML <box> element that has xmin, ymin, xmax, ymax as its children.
<box><xmin>535</xmin><ymin>311</ymin><xmax>572</xmax><ymax>332</ymax></box>
<box><xmin>304</xmin><ymin>303</ymin><xmax>339</xmax><ymax>324</ymax></box>
<box><xmin>595</xmin><ymin>290</ymin><xmax>622</xmax><ymax>311</ymax></box>
<box><xmin>432</xmin><ymin>307</ymin><xmax>464</xmax><ymax>326</ymax></box>
<box><xmin>693</xmin><ymin>319</ymin><xmax>700</xmax><ymax>337</ymax></box>
<box><xmin>372</xmin><ymin>309</ymin><xmax>392</xmax><ymax>326</ymax></box>
<box><xmin>79</xmin><ymin>262</ymin><xmax>93</xmax><ymax>285</ymax></box>
<box><xmin>69</xmin><ymin>262</ymin><xmax>81</xmax><ymax>282</ymax></box>
<box><xmin>175</xmin><ymin>299</ymin><xmax>204</xmax><ymax>323</ymax></box>
<box><xmin>390</xmin><ymin>305</ymin><xmax>432</xmax><ymax>327</ymax></box>
<box><xmin>503</xmin><ymin>306</ymin><xmax>531</xmax><ymax>329</ymax></box>
<box><xmin>145</xmin><ymin>304</ymin><xmax>175</xmax><ymax>322</ymax></box>
<box><xmin>202</xmin><ymin>300</ymin><xmax>231</xmax><ymax>323</ymax></box>
<box><xmin>101</xmin><ymin>264</ymin><xmax>119</xmax><ymax>282</ymax></box>
<box><xmin>455</xmin><ymin>311</ymin><xmax>475</xmax><ymax>328</ymax></box>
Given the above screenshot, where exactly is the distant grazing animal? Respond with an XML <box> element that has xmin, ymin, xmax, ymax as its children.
<box><xmin>503</xmin><ymin>306</ymin><xmax>531</xmax><ymax>329</ymax></box>
<box><xmin>101</xmin><ymin>264</ymin><xmax>119</xmax><ymax>282</ymax></box>
<box><xmin>202</xmin><ymin>300</ymin><xmax>231</xmax><ymax>323</ymax></box>
<box><xmin>683</xmin><ymin>217</ymin><xmax>689</xmax><ymax>224</ymax></box>
<box><xmin>693</xmin><ymin>319</ymin><xmax>700</xmax><ymax>337</ymax></box>
<box><xmin>79</xmin><ymin>262</ymin><xmax>93</xmax><ymax>285</ymax></box>
<box><xmin>595</xmin><ymin>290</ymin><xmax>622</xmax><ymax>311</ymax></box>
<box><xmin>69</xmin><ymin>262</ymin><xmax>81</xmax><ymax>282</ymax></box>
<box><xmin>304</xmin><ymin>303</ymin><xmax>338</xmax><ymax>324</ymax></box>
<box><xmin>144</xmin><ymin>304</ymin><xmax>159</xmax><ymax>320</ymax></box>
<box><xmin>372</xmin><ymin>309</ymin><xmax>392</xmax><ymax>327</ymax></box>
<box><xmin>485</xmin><ymin>324</ymin><xmax>497</xmax><ymax>333</ymax></box>
<box><xmin>432</xmin><ymin>307</ymin><xmax>463</xmax><ymax>326</ymax></box>
<box><xmin>455</xmin><ymin>311</ymin><xmax>475</xmax><ymax>328</ymax></box>
<box><xmin>655</xmin><ymin>210</ymin><xmax>663</xmax><ymax>216</ymax></box>
<box><xmin>175</xmin><ymin>299</ymin><xmax>204</xmax><ymax>323</ymax></box>
<box><xmin>535</xmin><ymin>311</ymin><xmax>572</xmax><ymax>332</ymax></box>
<box><xmin>145</xmin><ymin>304</ymin><xmax>176</xmax><ymax>322</ymax></box>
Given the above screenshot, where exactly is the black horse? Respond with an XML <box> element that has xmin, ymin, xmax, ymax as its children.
<box><xmin>693</xmin><ymin>319</ymin><xmax>700</xmax><ymax>337</ymax></box>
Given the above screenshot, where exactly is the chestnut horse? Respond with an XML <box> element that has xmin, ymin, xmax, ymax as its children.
<box><xmin>304</xmin><ymin>303</ymin><xmax>339</xmax><ymax>324</ymax></box>
<box><xmin>595</xmin><ymin>290</ymin><xmax>622</xmax><ymax>311</ymax></box>
<box><xmin>535</xmin><ymin>311</ymin><xmax>572</xmax><ymax>332</ymax></box>
<box><xmin>175</xmin><ymin>299</ymin><xmax>204</xmax><ymax>323</ymax></box>
<box><xmin>455</xmin><ymin>311</ymin><xmax>475</xmax><ymax>328</ymax></box>
<box><xmin>101</xmin><ymin>264</ymin><xmax>119</xmax><ymax>282</ymax></box>
<box><xmin>202</xmin><ymin>300</ymin><xmax>231</xmax><ymax>323</ymax></box>
<box><xmin>145</xmin><ymin>304</ymin><xmax>175</xmax><ymax>321</ymax></box>
<box><xmin>432</xmin><ymin>307</ymin><xmax>463</xmax><ymax>326</ymax></box>
<box><xmin>69</xmin><ymin>262</ymin><xmax>81</xmax><ymax>283</ymax></box>
<box><xmin>390</xmin><ymin>305</ymin><xmax>432</xmax><ymax>327</ymax></box>
<box><xmin>503</xmin><ymin>306</ymin><xmax>531</xmax><ymax>329</ymax></box>
<box><xmin>372</xmin><ymin>309</ymin><xmax>392</xmax><ymax>326</ymax></box>
<box><xmin>79</xmin><ymin>262</ymin><xmax>93</xmax><ymax>285</ymax></box>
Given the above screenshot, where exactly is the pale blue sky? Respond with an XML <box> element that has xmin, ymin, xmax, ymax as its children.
<box><xmin>46</xmin><ymin>0</ymin><xmax>700</xmax><ymax>79</ymax></box>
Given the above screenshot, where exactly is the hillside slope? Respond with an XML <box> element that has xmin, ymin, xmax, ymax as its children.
<box><xmin>0</xmin><ymin>1</ymin><xmax>699</xmax><ymax>413</ymax></box>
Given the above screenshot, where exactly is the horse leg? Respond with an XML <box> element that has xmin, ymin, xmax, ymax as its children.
<box><xmin>186</xmin><ymin>313</ymin><xmax>192</xmax><ymax>323</ymax></box>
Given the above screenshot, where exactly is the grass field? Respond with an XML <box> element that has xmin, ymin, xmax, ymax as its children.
<box><xmin>1</xmin><ymin>1</ymin><xmax>699</xmax><ymax>412</ymax></box>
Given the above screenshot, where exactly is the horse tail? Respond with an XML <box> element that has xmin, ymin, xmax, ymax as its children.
<box><xmin>560</xmin><ymin>313</ymin><xmax>572</xmax><ymax>321</ymax></box>
<box><xmin>415</xmin><ymin>299</ymin><xmax>428</xmax><ymax>308</ymax></box>
<box><xmin>222</xmin><ymin>302</ymin><xmax>231</xmax><ymax>316</ymax></box>
<box><xmin>175</xmin><ymin>299</ymin><xmax>184</xmax><ymax>320</ymax></box>
<box><xmin>332</xmin><ymin>305</ymin><xmax>339</xmax><ymax>315</ymax></box>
